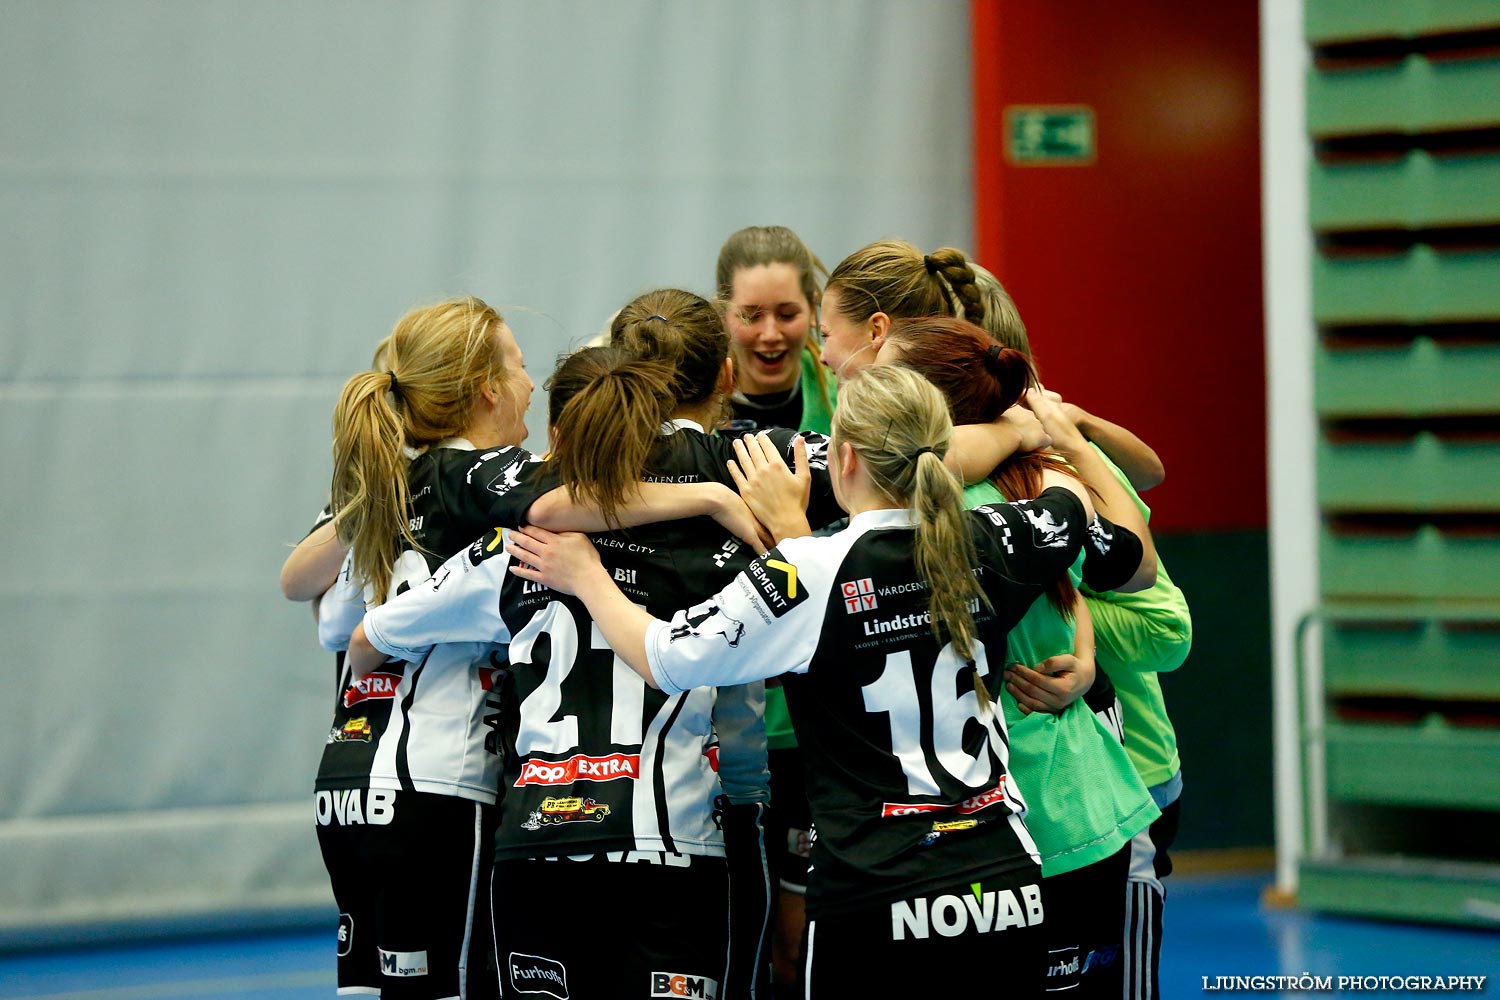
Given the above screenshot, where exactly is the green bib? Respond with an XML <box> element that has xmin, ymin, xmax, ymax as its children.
<box><xmin>964</xmin><ymin>478</ymin><xmax>1159</xmax><ymax>875</ymax></box>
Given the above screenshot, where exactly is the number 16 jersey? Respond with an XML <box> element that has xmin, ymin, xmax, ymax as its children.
<box><xmin>641</xmin><ymin>488</ymin><xmax>1143</xmax><ymax>919</ymax></box>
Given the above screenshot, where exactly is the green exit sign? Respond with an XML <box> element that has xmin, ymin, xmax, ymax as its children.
<box><xmin>1005</xmin><ymin>106</ymin><xmax>1095</xmax><ymax>165</ymax></box>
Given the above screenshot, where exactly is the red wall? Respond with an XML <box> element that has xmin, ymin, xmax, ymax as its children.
<box><xmin>971</xmin><ymin>1</ymin><xmax>1266</xmax><ymax>532</ymax></box>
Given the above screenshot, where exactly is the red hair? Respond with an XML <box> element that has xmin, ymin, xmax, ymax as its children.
<box><xmin>885</xmin><ymin>316</ymin><xmax>1082</xmax><ymax>620</ymax></box>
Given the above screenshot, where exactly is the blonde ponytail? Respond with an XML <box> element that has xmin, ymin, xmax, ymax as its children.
<box><xmin>909</xmin><ymin>447</ymin><xmax>989</xmax><ymax>666</ymax></box>
<box><xmin>331</xmin><ymin>371</ymin><xmax>413</xmax><ymax>603</ymax></box>
<box><xmin>831</xmin><ymin>367</ymin><xmax>992</xmax><ymax>668</ymax></box>
<box><xmin>330</xmin><ymin>296</ymin><xmax>509</xmax><ymax>602</ymax></box>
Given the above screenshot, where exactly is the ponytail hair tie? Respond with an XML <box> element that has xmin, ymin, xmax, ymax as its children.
<box><xmin>645</xmin><ymin>314</ymin><xmax>669</xmax><ymax>323</ymax></box>
<box><xmin>386</xmin><ymin>370</ymin><xmax>400</xmax><ymax>395</ymax></box>
<box><xmin>912</xmin><ymin>445</ymin><xmax>938</xmax><ymax>461</ymax></box>
<box><xmin>987</xmin><ymin>343</ymin><xmax>1002</xmax><ymax>362</ymax></box>
<box><xmin>922</xmin><ymin>254</ymin><xmax>940</xmax><ymax>275</ymax></box>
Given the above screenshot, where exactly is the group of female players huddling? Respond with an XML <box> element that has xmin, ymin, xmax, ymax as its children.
<box><xmin>282</xmin><ymin>227</ymin><xmax>1192</xmax><ymax>1000</ymax></box>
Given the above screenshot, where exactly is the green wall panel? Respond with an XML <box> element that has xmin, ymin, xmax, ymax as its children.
<box><xmin>1300</xmin><ymin>857</ymin><xmax>1500</xmax><ymax>927</ymax></box>
<box><xmin>1310</xmin><ymin>152</ymin><xmax>1500</xmax><ymax>232</ymax></box>
<box><xmin>1307</xmin><ymin>55</ymin><xmax>1500</xmax><ymax>137</ymax></box>
<box><xmin>1324</xmin><ymin>611</ymin><xmax>1500</xmax><ymax>699</ymax></box>
<box><xmin>1306</xmin><ymin>1</ymin><xmax>1500</xmax><ymax>45</ymax></box>
<box><xmin>1326</xmin><ymin>719</ymin><xmax>1500</xmax><ymax>809</ymax></box>
<box><xmin>1322</xmin><ymin>526</ymin><xmax>1500</xmax><ymax>600</ymax></box>
<box><xmin>1305</xmin><ymin>2</ymin><xmax>1500</xmax><ymax>926</ymax></box>
<box><xmin>1319</xmin><ymin>435</ymin><xmax>1500</xmax><ymax>512</ymax></box>
<box><xmin>1316</xmin><ymin>338</ymin><xmax>1500</xmax><ymax>418</ymax></box>
<box><xmin>1313</xmin><ymin>247</ymin><xmax>1500</xmax><ymax>325</ymax></box>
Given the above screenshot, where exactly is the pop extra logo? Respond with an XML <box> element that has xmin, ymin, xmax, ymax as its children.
<box><xmin>343</xmin><ymin>672</ymin><xmax>400</xmax><ymax>708</ymax></box>
<box><xmin>882</xmin><ymin>780</ymin><xmax>1008</xmax><ymax>818</ymax></box>
<box><xmin>514</xmin><ymin>753</ymin><xmax>641</xmax><ymax>787</ymax></box>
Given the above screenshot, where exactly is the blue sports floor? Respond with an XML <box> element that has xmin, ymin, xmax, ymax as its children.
<box><xmin>0</xmin><ymin>873</ymin><xmax>1494</xmax><ymax>998</ymax></box>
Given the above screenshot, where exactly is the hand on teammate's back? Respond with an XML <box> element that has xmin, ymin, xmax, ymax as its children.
<box><xmin>1001</xmin><ymin>403</ymin><xmax>1052</xmax><ymax>453</ymax></box>
<box><xmin>505</xmin><ymin>525</ymin><xmax>606</xmax><ymax>597</ymax></box>
<box><xmin>728</xmin><ymin>432</ymin><xmax>812</xmax><ymax>546</ymax></box>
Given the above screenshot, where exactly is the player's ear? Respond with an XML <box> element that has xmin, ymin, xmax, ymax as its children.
<box><xmin>837</xmin><ymin>440</ymin><xmax>860</xmax><ymax>481</ymax></box>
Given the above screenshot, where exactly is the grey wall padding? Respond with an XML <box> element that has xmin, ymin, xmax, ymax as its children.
<box><xmin>0</xmin><ymin>0</ymin><xmax>973</xmax><ymax>941</ymax></box>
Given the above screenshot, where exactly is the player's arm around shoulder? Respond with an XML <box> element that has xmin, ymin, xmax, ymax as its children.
<box><xmin>968</xmin><ymin>485</ymin><xmax>1089</xmax><ymax>586</ymax></box>
<box><xmin>355</xmin><ymin>530</ymin><xmax>514</xmax><ymax>673</ymax></box>
<box><xmin>649</xmin><ymin>533</ymin><xmax>837</xmax><ymax>694</ymax></box>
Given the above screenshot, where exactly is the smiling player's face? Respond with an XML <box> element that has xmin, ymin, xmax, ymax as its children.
<box><xmin>819</xmin><ymin>286</ymin><xmax>879</xmax><ymax>378</ymax></box>
<box><xmin>726</xmin><ymin>263</ymin><xmax>812</xmax><ymax>396</ymax></box>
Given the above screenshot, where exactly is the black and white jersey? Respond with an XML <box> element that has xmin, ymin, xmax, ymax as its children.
<box><xmin>312</xmin><ymin>439</ymin><xmax>547</xmax><ymax>806</ymax></box>
<box><xmin>365</xmin><ymin>518</ymin><xmax>771</xmax><ymax>862</ymax></box>
<box><xmin>361</xmin><ymin>420</ymin><xmax>820</xmax><ymax>861</ymax></box>
<box><xmin>316</xmin><ymin>544</ymin><xmax>507</xmax><ymax>804</ymax></box>
<box><xmin>334</xmin><ymin>422</ymin><xmax>828</xmax><ymax>845</ymax></box>
<box><xmin>641</xmin><ymin>487</ymin><xmax>1131</xmax><ymax>918</ymax></box>
<box><xmin>403</xmin><ymin>441</ymin><xmax>549</xmax><ymax>562</ymax></box>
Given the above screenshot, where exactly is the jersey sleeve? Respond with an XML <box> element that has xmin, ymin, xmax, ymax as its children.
<box><xmin>452</xmin><ymin>446</ymin><xmax>553</xmax><ymax>528</ymax></box>
<box><xmin>969</xmin><ymin>485</ymin><xmax>1088</xmax><ymax>585</ymax></box>
<box><xmin>363</xmin><ymin>528</ymin><xmax>515</xmax><ymax>662</ymax></box>
<box><xmin>710</xmin><ymin>681</ymin><xmax>771</xmax><ymax>805</ymax></box>
<box><xmin>1078</xmin><ymin>513</ymin><xmax>1145</xmax><ymax>593</ymax></box>
<box><xmin>316</xmin><ymin>550</ymin><xmax>367</xmax><ymax>652</ymax></box>
<box><xmin>1084</xmin><ymin>561</ymin><xmax>1193</xmax><ymax>673</ymax></box>
<box><xmin>644</xmin><ymin>539</ymin><xmax>830</xmax><ymax>694</ymax></box>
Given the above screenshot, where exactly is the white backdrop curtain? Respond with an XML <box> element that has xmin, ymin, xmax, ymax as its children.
<box><xmin>0</xmin><ymin>0</ymin><xmax>973</xmax><ymax>941</ymax></box>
